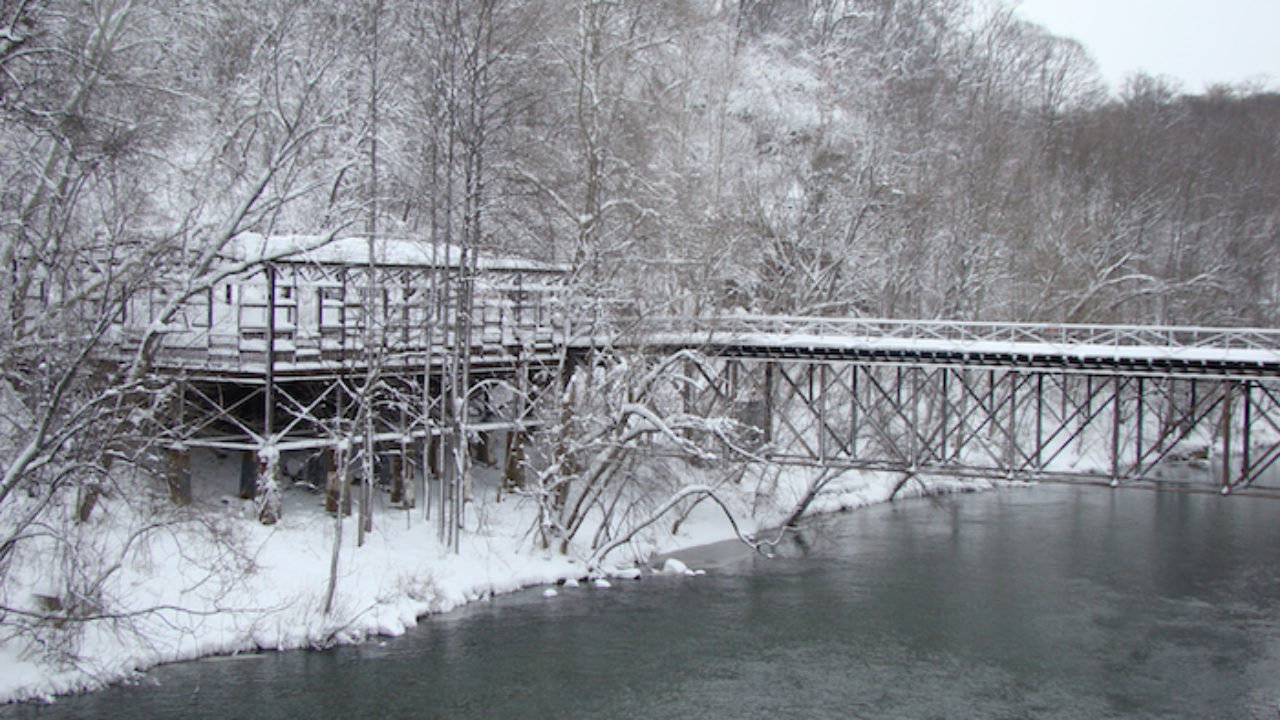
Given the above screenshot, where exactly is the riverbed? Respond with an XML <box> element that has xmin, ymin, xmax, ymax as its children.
<box><xmin>6</xmin><ymin>485</ymin><xmax>1280</xmax><ymax>718</ymax></box>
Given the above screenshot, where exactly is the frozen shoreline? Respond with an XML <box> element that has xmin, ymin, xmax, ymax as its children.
<box><xmin>0</xmin><ymin>453</ymin><xmax>1002</xmax><ymax>706</ymax></box>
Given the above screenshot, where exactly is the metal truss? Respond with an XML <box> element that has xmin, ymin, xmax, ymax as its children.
<box><xmin>678</xmin><ymin>357</ymin><xmax>1280</xmax><ymax>494</ymax></box>
<box><xmin>152</xmin><ymin>302</ymin><xmax>1280</xmax><ymax>536</ymax></box>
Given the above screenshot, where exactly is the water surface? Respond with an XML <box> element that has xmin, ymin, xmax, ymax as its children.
<box><xmin>7</xmin><ymin>485</ymin><xmax>1280</xmax><ymax>718</ymax></box>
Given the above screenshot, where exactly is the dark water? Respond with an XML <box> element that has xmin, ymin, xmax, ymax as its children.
<box><xmin>8</xmin><ymin>485</ymin><xmax>1280</xmax><ymax>719</ymax></box>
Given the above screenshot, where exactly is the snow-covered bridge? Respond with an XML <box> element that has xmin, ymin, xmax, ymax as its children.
<box><xmin>607</xmin><ymin>316</ymin><xmax>1280</xmax><ymax>377</ymax></box>
<box><xmin>581</xmin><ymin>316</ymin><xmax>1280</xmax><ymax>494</ymax></box>
<box><xmin>127</xmin><ymin>247</ymin><xmax>1280</xmax><ymax>520</ymax></box>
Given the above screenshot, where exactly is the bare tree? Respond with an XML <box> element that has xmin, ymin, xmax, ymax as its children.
<box><xmin>522</xmin><ymin>349</ymin><xmax>760</xmax><ymax>556</ymax></box>
<box><xmin>0</xmin><ymin>0</ymin><xmax>355</xmax><ymax>659</ymax></box>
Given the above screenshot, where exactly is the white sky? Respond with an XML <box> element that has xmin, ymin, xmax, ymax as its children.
<box><xmin>1015</xmin><ymin>0</ymin><xmax>1280</xmax><ymax>94</ymax></box>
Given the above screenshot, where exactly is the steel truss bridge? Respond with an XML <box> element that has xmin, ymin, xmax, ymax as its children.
<box><xmin>593</xmin><ymin>316</ymin><xmax>1280</xmax><ymax>495</ymax></box>
<box><xmin>155</xmin><ymin>307</ymin><xmax>1280</xmax><ymax>530</ymax></box>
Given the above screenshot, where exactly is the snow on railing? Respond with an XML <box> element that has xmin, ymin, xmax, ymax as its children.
<box><xmin>620</xmin><ymin>316</ymin><xmax>1280</xmax><ymax>353</ymax></box>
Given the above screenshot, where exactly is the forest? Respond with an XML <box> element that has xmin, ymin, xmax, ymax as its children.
<box><xmin>4</xmin><ymin>0</ymin><xmax>1278</xmax><ymax>338</ymax></box>
<box><xmin>2</xmin><ymin>0</ymin><xmax>1279</xmax><ymax>698</ymax></box>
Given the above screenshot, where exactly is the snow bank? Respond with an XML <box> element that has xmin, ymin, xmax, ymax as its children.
<box><xmin>0</xmin><ymin>451</ymin><xmax>992</xmax><ymax>705</ymax></box>
<box><xmin>0</xmin><ymin>452</ymin><xmax>574</xmax><ymax>704</ymax></box>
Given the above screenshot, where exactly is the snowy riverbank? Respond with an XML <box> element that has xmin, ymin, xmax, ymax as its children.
<box><xmin>0</xmin><ymin>450</ymin><xmax>1002</xmax><ymax>705</ymax></box>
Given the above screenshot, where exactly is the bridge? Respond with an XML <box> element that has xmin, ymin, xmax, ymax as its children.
<box><xmin>125</xmin><ymin>238</ymin><xmax>1280</xmax><ymax>540</ymax></box>
<box><xmin>579</xmin><ymin>316</ymin><xmax>1280</xmax><ymax>495</ymax></box>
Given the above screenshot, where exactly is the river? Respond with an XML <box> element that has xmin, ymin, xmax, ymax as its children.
<box><xmin>6</xmin><ymin>485</ymin><xmax>1280</xmax><ymax>719</ymax></box>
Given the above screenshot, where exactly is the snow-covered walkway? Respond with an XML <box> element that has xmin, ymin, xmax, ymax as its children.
<box><xmin>598</xmin><ymin>316</ymin><xmax>1280</xmax><ymax>375</ymax></box>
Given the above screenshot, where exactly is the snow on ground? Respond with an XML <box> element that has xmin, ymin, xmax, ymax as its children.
<box><xmin>0</xmin><ymin>440</ymin><xmax>1100</xmax><ymax>705</ymax></box>
<box><xmin>0</xmin><ymin>451</ymin><xmax>570</xmax><ymax>703</ymax></box>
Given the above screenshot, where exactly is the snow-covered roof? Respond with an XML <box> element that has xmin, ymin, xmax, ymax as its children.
<box><xmin>231</xmin><ymin>233</ymin><xmax>569</xmax><ymax>274</ymax></box>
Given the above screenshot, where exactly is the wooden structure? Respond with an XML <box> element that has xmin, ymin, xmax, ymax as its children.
<box><xmin>126</xmin><ymin>234</ymin><xmax>565</xmax><ymax>381</ymax></box>
<box><xmin>116</xmin><ymin>233</ymin><xmax>568</xmax><ymax>542</ymax></box>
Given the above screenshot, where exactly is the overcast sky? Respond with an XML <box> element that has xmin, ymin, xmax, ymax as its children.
<box><xmin>1015</xmin><ymin>0</ymin><xmax>1280</xmax><ymax>94</ymax></box>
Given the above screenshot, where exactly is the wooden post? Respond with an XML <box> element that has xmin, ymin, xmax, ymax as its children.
<box><xmin>330</xmin><ymin>445</ymin><xmax>345</xmax><ymax>512</ymax></box>
<box><xmin>429</xmin><ymin>434</ymin><xmax>444</xmax><ymax>528</ymax></box>
<box><xmin>238</xmin><ymin>449</ymin><xmax>256</xmax><ymax>499</ymax></box>
<box><xmin>362</xmin><ymin>458</ymin><xmax>374</xmax><ymax>539</ymax></box>
<box><xmin>255</xmin><ymin>445</ymin><xmax>281</xmax><ymax>525</ymax></box>
<box><xmin>401</xmin><ymin>440</ymin><xmax>415</xmax><ymax>510</ymax></box>
<box><xmin>169</xmin><ymin>376</ymin><xmax>191</xmax><ymax>504</ymax></box>
<box><xmin>503</xmin><ymin>428</ymin><xmax>526</xmax><ymax>491</ymax></box>
<box><xmin>390</xmin><ymin>447</ymin><xmax>405</xmax><ymax>505</ymax></box>
<box><xmin>422</xmin><ymin>436</ymin><xmax>433</xmax><ymax>521</ymax></box>
<box><xmin>166</xmin><ymin>443</ymin><xmax>191</xmax><ymax>505</ymax></box>
<box><xmin>326</xmin><ymin>445</ymin><xmax>347</xmax><ymax>515</ymax></box>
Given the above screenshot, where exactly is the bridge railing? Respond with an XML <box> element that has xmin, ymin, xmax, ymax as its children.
<box><xmin>621</xmin><ymin>316</ymin><xmax>1280</xmax><ymax>352</ymax></box>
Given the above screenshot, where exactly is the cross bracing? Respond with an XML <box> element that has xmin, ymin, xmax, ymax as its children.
<box><xmin>585</xmin><ymin>316</ymin><xmax>1280</xmax><ymax>495</ymax></box>
<box><xmin>112</xmin><ymin>234</ymin><xmax>570</xmax><ymax>543</ymax></box>
<box><xmin>124</xmin><ymin>263</ymin><xmax>1280</xmax><ymax>537</ymax></box>
<box><xmin>648</xmin><ymin>355</ymin><xmax>1280</xmax><ymax>495</ymax></box>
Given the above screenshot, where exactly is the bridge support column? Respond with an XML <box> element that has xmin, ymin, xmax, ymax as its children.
<box><xmin>910</xmin><ymin>367</ymin><xmax>920</xmax><ymax>472</ymax></box>
<box><xmin>850</xmin><ymin>365</ymin><xmax>859</xmax><ymax>460</ymax></box>
<box><xmin>392</xmin><ymin>439</ymin><xmax>415</xmax><ymax>509</ymax></box>
<box><xmin>1110</xmin><ymin>376</ymin><xmax>1122</xmax><ymax>486</ymax></box>
<box><xmin>939</xmin><ymin>369</ymin><xmax>948</xmax><ymax>463</ymax></box>
<box><xmin>325</xmin><ymin>444</ymin><xmax>349</xmax><ymax>516</ymax></box>
<box><xmin>255</xmin><ymin>444</ymin><xmax>281</xmax><ymax>525</ymax></box>
<box><xmin>763</xmin><ymin>362</ymin><xmax>775</xmax><ymax>445</ymax></box>
<box><xmin>1242</xmin><ymin>380</ymin><xmax>1253</xmax><ymax>486</ymax></box>
<box><xmin>1221</xmin><ymin>381</ymin><xmax>1234</xmax><ymax>493</ymax></box>
<box><xmin>238</xmin><ymin>449</ymin><xmax>257</xmax><ymax>499</ymax></box>
<box><xmin>165</xmin><ymin>443</ymin><xmax>191</xmax><ymax>505</ymax></box>
<box><xmin>819</xmin><ymin>364</ymin><xmax>828</xmax><ymax>463</ymax></box>
<box><xmin>1034</xmin><ymin>374</ymin><xmax>1044</xmax><ymax>472</ymax></box>
<box><xmin>1005</xmin><ymin>370</ymin><xmax>1017</xmax><ymax>479</ymax></box>
<box><xmin>1135</xmin><ymin>377</ymin><xmax>1145</xmax><ymax>473</ymax></box>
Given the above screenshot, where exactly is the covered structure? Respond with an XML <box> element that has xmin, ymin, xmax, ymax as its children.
<box><xmin>111</xmin><ymin>233</ymin><xmax>569</xmax><ymax>538</ymax></box>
